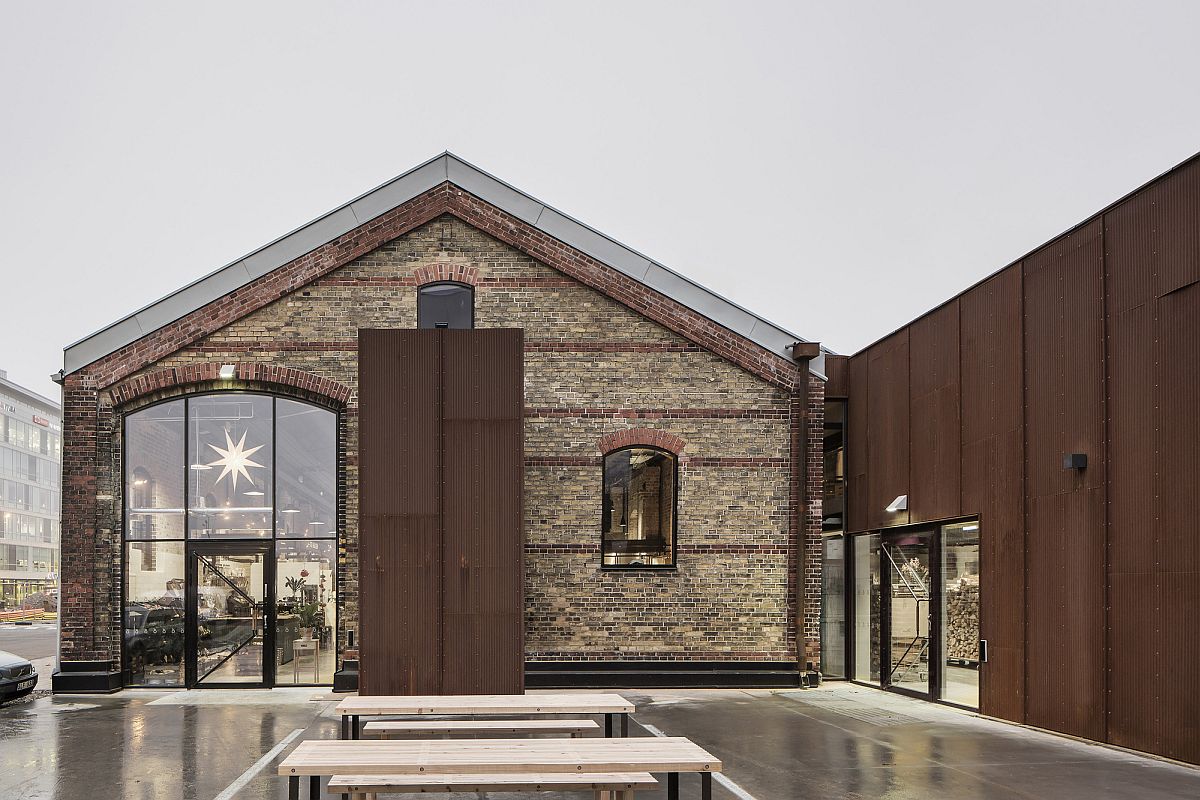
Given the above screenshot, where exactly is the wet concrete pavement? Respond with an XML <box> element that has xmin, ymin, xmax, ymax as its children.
<box><xmin>2</xmin><ymin>684</ymin><xmax>1197</xmax><ymax>799</ymax></box>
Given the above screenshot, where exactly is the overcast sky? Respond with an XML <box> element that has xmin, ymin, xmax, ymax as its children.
<box><xmin>3</xmin><ymin>2</ymin><xmax>1200</xmax><ymax>400</ymax></box>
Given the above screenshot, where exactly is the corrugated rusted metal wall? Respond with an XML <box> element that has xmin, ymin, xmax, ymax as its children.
<box><xmin>842</xmin><ymin>153</ymin><xmax>1200</xmax><ymax>762</ymax></box>
<box><xmin>358</xmin><ymin>329</ymin><xmax>524</xmax><ymax>696</ymax></box>
<box><xmin>1103</xmin><ymin>160</ymin><xmax>1200</xmax><ymax>763</ymax></box>
<box><xmin>1021</xmin><ymin>219</ymin><xmax>1107</xmax><ymax>742</ymax></box>
<box><xmin>908</xmin><ymin>300</ymin><xmax>961</xmax><ymax>523</ymax></box>
<box><xmin>960</xmin><ymin>267</ymin><xmax>1025</xmax><ymax>722</ymax></box>
<box><xmin>865</xmin><ymin>333</ymin><xmax>910</xmax><ymax>531</ymax></box>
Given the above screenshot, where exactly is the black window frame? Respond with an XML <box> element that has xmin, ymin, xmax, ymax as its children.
<box><xmin>416</xmin><ymin>281</ymin><xmax>475</xmax><ymax>330</ymax></box>
<box><xmin>600</xmin><ymin>444</ymin><xmax>679</xmax><ymax>570</ymax></box>
<box><xmin>120</xmin><ymin>390</ymin><xmax>342</xmax><ymax>689</ymax></box>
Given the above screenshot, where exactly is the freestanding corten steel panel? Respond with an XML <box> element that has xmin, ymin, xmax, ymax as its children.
<box><xmin>358</xmin><ymin>329</ymin><xmax>444</xmax><ymax>695</ymax></box>
<box><xmin>358</xmin><ymin>329</ymin><xmax>524</xmax><ymax>696</ymax></box>
<box><xmin>441</xmin><ymin>329</ymin><xmax>525</xmax><ymax>695</ymax></box>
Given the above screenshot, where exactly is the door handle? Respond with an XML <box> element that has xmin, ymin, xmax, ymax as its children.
<box><xmin>979</xmin><ymin>639</ymin><xmax>989</xmax><ymax>664</ymax></box>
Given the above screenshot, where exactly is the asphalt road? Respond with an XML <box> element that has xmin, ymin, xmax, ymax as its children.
<box><xmin>0</xmin><ymin>622</ymin><xmax>56</xmax><ymax>660</ymax></box>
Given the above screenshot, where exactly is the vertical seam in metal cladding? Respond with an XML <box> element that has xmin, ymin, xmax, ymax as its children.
<box><xmin>437</xmin><ymin>330</ymin><xmax>446</xmax><ymax>694</ymax></box>
<box><xmin>1020</xmin><ymin>260</ymin><xmax>1029</xmax><ymax>726</ymax></box>
<box><xmin>1101</xmin><ymin>213</ymin><xmax>1112</xmax><ymax>742</ymax></box>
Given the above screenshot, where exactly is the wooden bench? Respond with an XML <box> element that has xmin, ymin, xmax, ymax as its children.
<box><xmin>362</xmin><ymin>719</ymin><xmax>600</xmax><ymax>739</ymax></box>
<box><xmin>335</xmin><ymin>693</ymin><xmax>635</xmax><ymax>739</ymax></box>
<box><xmin>327</xmin><ymin>771</ymin><xmax>656</xmax><ymax>799</ymax></box>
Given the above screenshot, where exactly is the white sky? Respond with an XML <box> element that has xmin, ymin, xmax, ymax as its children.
<box><xmin>3</xmin><ymin>1</ymin><xmax>1200</xmax><ymax>400</ymax></box>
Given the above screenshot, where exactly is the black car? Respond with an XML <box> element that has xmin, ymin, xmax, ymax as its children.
<box><xmin>124</xmin><ymin>602</ymin><xmax>184</xmax><ymax>677</ymax></box>
<box><xmin>0</xmin><ymin>650</ymin><xmax>38</xmax><ymax>702</ymax></box>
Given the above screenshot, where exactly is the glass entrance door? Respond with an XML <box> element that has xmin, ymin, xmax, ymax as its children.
<box><xmin>882</xmin><ymin>531</ymin><xmax>932</xmax><ymax>698</ymax></box>
<box><xmin>186</xmin><ymin>544</ymin><xmax>272</xmax><ymax>687</ymax></box>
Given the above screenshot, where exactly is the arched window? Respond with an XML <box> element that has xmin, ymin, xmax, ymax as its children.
<box><xmin>417</xmin><ymin>282</ymin><xmax>474</xmax><ymax>329</ymax></box>
<box><xmin>122</xmin><ymin>392</ymin><xmax>338</xmax><ymax>687</ymax></box>
<box><xmin>601</xmin><ymin>446</ymin><xmax>677</xmax><ymax>568</ymax></box>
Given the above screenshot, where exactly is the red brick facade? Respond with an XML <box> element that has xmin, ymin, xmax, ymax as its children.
<box><xmin>56</xmin><ymin>182</ymin><xmax>824</xmax><ymax>684</ymax></box>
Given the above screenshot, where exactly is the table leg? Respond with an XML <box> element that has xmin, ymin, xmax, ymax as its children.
<box><xmin>620</xmin><ymin>712</ymin><xmax>629</xmax><ymax>737</ymax></box>
<box><xmin>339</xmin><ymin>715</ymin><xmax>348</xmax><ymax>739</ymax></box>
<box><xmin>667</xmin><ymin>772</ymin><xmax>679</xmax><ymax>800</ymax></box>
<box><xmin>604</xmin><ymin>713</ymin><xmax>613</xmax><ymax>737</ymax></box>
<box><xmin>701</xmin><ymin>772</ymin><xmax>712</xmax><ymax>800</ymax></box>
<box><xmin>288</xmin><ymin>776</ymin><xmax>298</xmax><ymax>800</ymax></box>
<box><xmin>351</xmin><ymin>715</ymin><xmax>360</xmax><ymax>740</ymax></box>
<box><xmin>309</xmin><ymin>775</ymin><xmax>320</xmax><ymax>799</ymax></box>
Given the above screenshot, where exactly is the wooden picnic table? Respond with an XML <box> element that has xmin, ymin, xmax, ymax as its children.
<box><xmin>278</xmin><ymin>736</ymin><xmax>721</xmax><ymax>799</ymax></box>
<box><xmin>334</xmin><ymin>693</ymin><xmax>636</xmax><ymax>739</ymax></box>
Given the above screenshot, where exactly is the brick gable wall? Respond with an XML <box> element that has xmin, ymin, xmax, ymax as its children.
<box><xmin>58</xmin><ymin>209</ymin><xmax>822</xmax><ymax>675</ymax></box>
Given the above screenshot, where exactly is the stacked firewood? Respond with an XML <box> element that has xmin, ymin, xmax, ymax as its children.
<box><xmin>943</xmin><ymin>575</ymin><xmax>980</xmax><ymax>661</ymax></box>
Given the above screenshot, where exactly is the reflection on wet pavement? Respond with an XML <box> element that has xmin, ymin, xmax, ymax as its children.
<box><xmin>2</xmin><ymin>684</ymin><xmax>1198</xmax><ymax>799</ymax></box>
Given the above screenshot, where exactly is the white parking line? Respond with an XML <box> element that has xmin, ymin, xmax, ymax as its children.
<box><xmin>637</xmin><ymin>721</ymin><xmax>760</xmax><ymax>800</ymax></box>
<box><xmin>212</xmin><ymin>727</ymin><xmax>305</xmax><ymax>800</ymax></box>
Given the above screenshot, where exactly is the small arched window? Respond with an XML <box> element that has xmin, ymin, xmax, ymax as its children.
<box><xmin>601</xmin><ymin>446</ymin><xmax>677</xmax><ymax>568</ymax></box>
<box><xmin>417</xmin><ymin>282</ymin><xmax>474</xmax><ymax>329</ymax></box>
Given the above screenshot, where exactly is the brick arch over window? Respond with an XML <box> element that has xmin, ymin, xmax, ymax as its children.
<box><xmin>110</xmin><ymin>363</ymin><xmax>353</xmax><ymax>409</ymax></box>
<box><xmin>412</xmin><ymin>263</ymin><xmax>480</xmax><ymax>287</ymax></box>
<box><xmin>596</xmin><ymin>428</ymin><xmax>686</xmax><ymax>456</ymax></box>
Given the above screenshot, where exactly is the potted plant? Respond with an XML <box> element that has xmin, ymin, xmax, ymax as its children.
<box><xmin>296</xmin><ymin>602</ymin><xmax>321</xmax><ymax>640</ymax></box>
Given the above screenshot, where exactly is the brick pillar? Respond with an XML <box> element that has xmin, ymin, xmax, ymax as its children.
<box><xmin>54</xmin><ymin>373</ymin><xmax>122</xmax><ymax>692</ymax></box>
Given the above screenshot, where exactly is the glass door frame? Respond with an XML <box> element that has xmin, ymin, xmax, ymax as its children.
<box><xmin>842</xmin><ymin>515</ymin><xmax>981</xmax><ymax>711</ymax></box>
<box><xmin>879</xmin><ymin>527</ymin><xmax>940</xmax><ymax>702</ymax></box>
<box><xmin>184</xmin><ymin>540</ymin><xmax>275</xmax><ymax>689</ymax></box>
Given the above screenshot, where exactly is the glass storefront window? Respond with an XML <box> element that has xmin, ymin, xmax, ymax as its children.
<box><xmin>124</xmin><ymin>541</ymin><xmax>185</xmax><ymax>686</ymax></box>
<box><xmin>188</xmin><ymin>395</ymin><xmax>274</xmax><ymax>539</ymax></box>
<box><xmin>275</xmin><ymin>539</ymin><xmax>336</xmax><ymax>684</ymax></box>
<box><xmin>821</xmin><ymin>535</ymin><xmax>846</xmax><ymax>677</ymax></box>
<box><xmin>940</xmin><ymin>520</ymin><xmax>981</xmax><ymax>708</ymax></box>
<box><xmin>601</xmin><ymin>447</ymin><xmax>676</xmax><ymax>567</ymax></box>
<box><xmin>852</xmin><ymin>533</ymin><xmax>881</xmax><ymax>683</ymax></box>
<box><xmin>123</xmin><ymin>392</ymin><xmax>338</xmax><ymax>687</ymax></box>
<box><xmin>125</xmin><ymin>399</ymin><xmax>185</xmax><ymax>540</ymax></box>
<box><xmin>275</xmin><ymin>398</ymin><xmax>336</xmax><ymax>538</ymax></box>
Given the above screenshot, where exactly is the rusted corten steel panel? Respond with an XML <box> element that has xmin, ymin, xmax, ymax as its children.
<box><xmin>824</xmin><ymin>354</ymin><xmax>849</xmax><ymax>398</ymax></box>
<box><xmin>441</xmin><ymin>329</ymin><xmax>525</xmax><ymax>695</ymax></box>
<box><xmin>1149</xmin><ymin>282</ymin><xmax>1200</xmax><ymax>762</ymax></box>
<box><xmin>1022</xmin><ymin>219</ymin><xmax>1107</xmax><ymax>743</ymax></box>
<box><xmin>845</xmin><ymin>355</ymin><xmax>870</xmax><ymax>533</ymax></box>
<box><xmin>359</xmin><ymin>329</ymin><xmax>526</xmax><ymax>697</ymax></box>
<box><xmin>358</xmin><ymin>329</ymin><xmax>444</xmax><ymax>695</ymax></box>
<box><xmin>959</xmin><ymin>267</ymin><xmax>1024</xmax><ymax>722</ymax></box>
<box><xmin>1103</xmin><ymin>158</ymin><xmax>1200</xmax><ymax>762</ymax></box>
<box><xmin>865</xmin><ymin>333</ymin><xmax>910</xmax><ymax>531</ymax></box>
<box><xmin>908</xmin><ymin>300</ymin><xmax>961</xmax><ymax>523</ymax></box>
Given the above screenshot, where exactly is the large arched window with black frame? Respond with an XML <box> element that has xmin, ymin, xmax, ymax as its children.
<box><xmin>417</xmin><ymin>281</ymin><xmax>474</xmax><ymax>329</ymax></box>
<box><xmin>121</xmin><ymin>391</ymin><xmax>338</xmax><ymax>687</ymax></box>
<box><xmin>601</xmin><ymin>446</ymin><xmax>677</xmax><ymax>568</ymax></box>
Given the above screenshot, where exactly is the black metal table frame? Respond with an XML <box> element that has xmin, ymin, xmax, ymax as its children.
<box><xmin>288</xmin><ymin>770</ymin><xmax>712</xmax><ymax>799</ymax></box>
<box><xmin>338</xmin><ymin>711</ymin><xmax>631</xmax><ymax>739</ymax></box>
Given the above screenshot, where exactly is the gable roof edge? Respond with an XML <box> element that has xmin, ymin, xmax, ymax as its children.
<box><xmin>63</xmin><ymin>152</ymin><xmax>824</xmax><ymax>378</ymax></box>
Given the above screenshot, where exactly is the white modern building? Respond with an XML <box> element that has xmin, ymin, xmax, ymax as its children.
<box><xmin>0</xmin><ymin>369</ymin><xmax>61</xmax><ymax>610</ymax></box>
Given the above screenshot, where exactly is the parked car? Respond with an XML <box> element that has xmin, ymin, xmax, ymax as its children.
<box><xmin>124</xmin><ymin>602</ymin><xmax>184</xmax><ymax>676</ymax></box>
<box><xmin>0</xmin><ymin>650</ymin><xmax>38</xmax><ymax>702</ymax></box>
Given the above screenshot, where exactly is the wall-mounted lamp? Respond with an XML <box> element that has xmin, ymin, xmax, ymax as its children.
<box><xmin>885</xmin><ymin>495</ymin><xmax>908</xmax><ymax>513</ymax></box>
<box><xmin>1063</xmin><ymin>453</ymin><xmax>1088</xmax><ymax>470</ymax></box>
<box><xmin>218</xmin><ymin>364</ymin><xmax>236</xmax><ymax>379</ymax></box>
